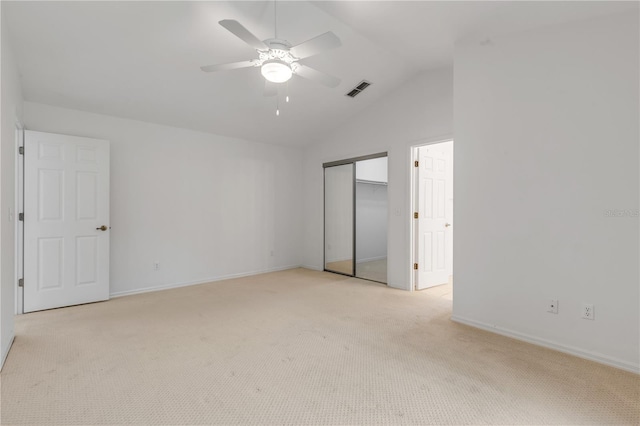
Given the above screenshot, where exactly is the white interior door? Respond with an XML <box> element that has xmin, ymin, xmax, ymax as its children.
<box><xmin>24</xmin><ymin>131</ymin><xmax>110</xmax><ymax>313</ymax></box>
<box><xmin>416</xmin><ymin>143</ymin><xmax>453</xmax><ymax>290</ymax></box>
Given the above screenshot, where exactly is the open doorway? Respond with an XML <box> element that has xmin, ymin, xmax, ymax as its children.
<box><xmin>411</xmin><ymin>140</ymin><xmax>453</xmax><ymax>295</ymax></box>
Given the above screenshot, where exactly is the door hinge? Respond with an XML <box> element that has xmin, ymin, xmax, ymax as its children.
<box><xmin>414</xmin><ymin>263</ymin><xmax>418</xmax><ymax>270</ymax></box>
<box><xmin>18</xmin><ymin>213</ymin><xmax>24</xmax><ymax>221</ymax></box>
<box><xmin>18</xmin><ymin>278</ymin><xmax>23</xmax><ymax>287</ymax></box>
<box><xmin>414</xmin><ymin>160</ymin><xmax>419</xmax><ymax>167</ymax></box>
<box><xmin>414</xmin><ymin>212</ymin><xmax>418</xmax><ymax>219</ymax></box>
<box><xmin>18</xmin><ymin>146</ymin><xmax>24</xmax><ymax>155</ymax></box>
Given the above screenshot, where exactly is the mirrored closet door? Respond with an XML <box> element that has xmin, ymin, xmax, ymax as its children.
<box><xmin>355</xmin><ymin>157</ymin><xmax>388</xmax><ymax>283</ymax></box>
<box><xmin>324</xmin><ymin>163</ymin><xmax>354</xmax><ymax>276</ymax></box>
<box><xmin>324</xmin><ymin>153</ymin><xmax>388</xmax><ymax>284</ymax></box>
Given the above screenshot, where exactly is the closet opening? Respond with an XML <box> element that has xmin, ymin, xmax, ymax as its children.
<box><xmin>323</xmin><ymin>153</ymin><xmax>388</xmax><ymax>284</ymax></box>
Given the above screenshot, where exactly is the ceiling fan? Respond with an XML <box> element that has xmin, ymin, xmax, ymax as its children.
<box><xmin>200</xmin><ymin>17</ymin><xmax>342</xmax><ymax>96</ymax></box>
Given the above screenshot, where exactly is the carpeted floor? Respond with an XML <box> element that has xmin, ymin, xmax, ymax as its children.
<box><xmin>1</xmin><ymin>268</ymin><xmax>638</xmax><ymax>425</ymax></box>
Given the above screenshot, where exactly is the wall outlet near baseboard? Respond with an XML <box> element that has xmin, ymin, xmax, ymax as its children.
<box><xmin>582</xmin><ymin>303</ymin><xmax>594</xmax><ymax>320</ymax></box>
<box><xmin>153</xmin><ymin>261</ymin><xmax>160</xmax><ymax>271</ymax></box>
<box><xmin>547</xmin><ymin>299</ymin><xmax>559</xmax><ymax>314</ymax></box>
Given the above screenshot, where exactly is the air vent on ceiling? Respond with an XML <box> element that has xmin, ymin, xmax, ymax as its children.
<box><xmin>345</xmin><ymin>80</ymin><xmax>372</xmax><ymax>98</ymax></box>
<box><xmin>356</xmin><ymin>81</ymin><xmax>371</xmax><ymax>91</ymax></box>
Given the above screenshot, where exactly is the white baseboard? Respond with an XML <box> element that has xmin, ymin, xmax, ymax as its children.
<box><xmin>301</xmin><ymin>264</ymin><xmax>323</xmax><ymax>272</ymax></box>
<box><xmin>356</xmin><ymin>255</ymin><xmax>387</xmax><ymax>264</ymax></box>
<box><xmin>451</xmin><ymin>315</ymin><xmax>639</xmax><ymax>375</ymax></box>
<box><xmin>110</xmin><ymin>265</ymin><xmax>301</xmax><ymax>299</ymax></box>
<box><xmin>1</xmin><ymin>335</ymin><xmax>15</xmax><ymax>372</ymax></box>
<box><xmin>325</xmin><ymin>257</ymin><xmax>350</xmax><ymax>264</ymax></box>
<box><xmin>319</xmin><ymin>256</ymin><xmax>387</xmax><ymax>266</ymax></box>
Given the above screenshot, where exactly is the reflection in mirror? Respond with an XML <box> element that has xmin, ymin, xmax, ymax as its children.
<box><xmin>324</xmin><ymin>164</ymin><xmax>354</xmax><ymax>275</ymax></box>
<box><xmin>355</xmin><ymin>157</ymin><xmax>388</xmax><ymax>283</ymax></box>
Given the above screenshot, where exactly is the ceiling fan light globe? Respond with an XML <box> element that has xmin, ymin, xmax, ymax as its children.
<box><xmin>261</xmin><ymin>60</ymin><xmax>292</xmax><ymax>83</ymax></box>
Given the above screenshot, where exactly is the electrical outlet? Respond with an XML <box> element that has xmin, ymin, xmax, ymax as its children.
<box><xmin>582</xmin><ymin>303</ymin><xmax>594</xmax><ymax>320</ymax></box>
<box><xmin>270</xmin><ymin>250</ymin><xmax>275</xmax><ymax>257</ymax></box>
<box><xmin>153</xmin><ymin>261</ymin><xmax>160</xmax><ymax>271</ymax></box>
<box><xmin>547</xmin><ymin>299</ymin><xmax>559</xmax><ymax>314</ymax></box>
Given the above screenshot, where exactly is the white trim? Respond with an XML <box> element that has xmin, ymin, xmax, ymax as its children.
<box><xmin>302</xmin><ymin>264</ymin><xmax>323</xmax><ymax>272</ymax></box>
<box><xmin>355</xmin><ymin>255</ymin><xmax>387</xmax><ymax>264</ymax></box>
<box><xmin>386</xmin><ymin>282</ymin><xmax>407</xmax><ymax>291</ymax></box>
<box><xmin>325</xmin><ymin>256</ymin><xmax>352</xmax><ymax>264</ymax></box>
<box><xmin>409</xmin><ymin>145</ymin><xmax>418</xmax><ymax>292</ymax></box>
<box><xmin>451</xmin><ymin>315</ymin><xmax>640</xmax><ymax>375</ymax></box>
<box><xmin>0</xmin><ymin>335</ymin><xmax>15</xmax><ymax>371</ymax></box>
<box><xmin>14</xmin><ymin>120</ymin><xmax>24</xmax><ymax>315</ymax></box>
<box><xmin>110</xmin><ymin>265</ymin><xmax>302</xmax><ymax>298</ymax></box>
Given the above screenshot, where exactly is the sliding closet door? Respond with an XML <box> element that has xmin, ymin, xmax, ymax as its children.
<box><xmin>324</xmin><ymin>164</ymin><xmax>354</xmax><ymax>275</ymax></box>
<box><xmin>355</xmin><ymin>157</ymin><xmax>388</xmax><ymax>283</ymax></box>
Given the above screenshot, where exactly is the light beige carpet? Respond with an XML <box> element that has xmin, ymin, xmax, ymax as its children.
<box><xmin>1</xmin><ymin>268</ymin><xmax>638</xmax><ymax>425</ymax></box>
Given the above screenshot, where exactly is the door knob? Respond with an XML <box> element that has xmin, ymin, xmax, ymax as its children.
<box><xmin>445</xmin><ymin>223</ymin><xmax>451</xmax><ymax>227</ymax></box>
<box><xmin>96</xmin><ymin>225</ymin><xmax>108</xmax><ymax>231</ymax></box>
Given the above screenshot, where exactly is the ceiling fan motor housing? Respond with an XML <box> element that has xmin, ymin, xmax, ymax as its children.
<box><xmin>257</xmin><ymin>40</ymin><xmax>298</xmax><ymax>65</ymax></box>
<box><xmin>264</xmin><ymin>38</ymin><xmax>292</xmax><ymax>50</ymax></box>
<box><xmin>257</xmin><ymin>39</ymin><xmax>300</xmax><ymax>83</ymax></box>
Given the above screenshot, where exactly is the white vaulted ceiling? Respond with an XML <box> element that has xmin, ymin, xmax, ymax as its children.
<box><xmin>4</xmin><ymin>1</ymin><xmax>636</xmax><ymax>146</ymax></box>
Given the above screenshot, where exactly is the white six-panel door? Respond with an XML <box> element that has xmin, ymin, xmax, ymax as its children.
<box><xmin>417</xmin><ymin>144</ymin><xmax>453</xmax><ymax>290</ymax></box>
<box><xmin>24</xmin><ymin>131</ymin><xmax>110</xmax><ymax>313</ymax></box>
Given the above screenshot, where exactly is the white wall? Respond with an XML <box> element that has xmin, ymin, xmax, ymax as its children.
<box><xmin>23</xmin><ymin>102</ymin><xmax>303</xmax><ymax>297</ymax></box>
<box><xmin>356</xmin><ymin>157</ymin><xmax>388</xmax><ymax>183</ymax></box>
<box><xmin>453</xmin><ymin>12</ymin><xmax>639</xmax><ymax>372</ymax></box>
<box><xmin>303</xmin><ymin>68</ymin><xmax>454</xmax><ymax>289</ymax></box>
<box><xmin>1</xmin><ymin>9</ymin><xmax>24</xmax><ymax>369</ymax></box>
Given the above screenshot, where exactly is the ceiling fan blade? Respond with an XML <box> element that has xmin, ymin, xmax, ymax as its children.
<box><xmin>294</xmin><ymin>64</ymin><xmax>341</xmax><ymax>88</ymax></box>
<box><xmin>264</xmin><ymin>80</ymin><xmax>278</xmax><ymax>97</ymax></box>
<box><xmin>219</xmin><ymin>19</ymin><xmax>268</xmax><ymax>51</ymax></box>
<box><xmin>200</xmin><ymin>60</ymin><xmax>255</xmax><ymax>72</ymax></box>
<box><xmin>290</xmin><ymin>32</ymin><xmax>341</xmax><ymax>59</ymax></box>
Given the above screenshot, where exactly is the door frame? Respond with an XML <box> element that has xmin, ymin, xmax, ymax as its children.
<box><xmin>15</xmin><ymin>119</ymin><xmax>24</xmax><ymax>315</ymax></box>
<box><xmin>410</xmin><ymin>138</ymin><xmax>454</xmax><ymax>291</ymax></box>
